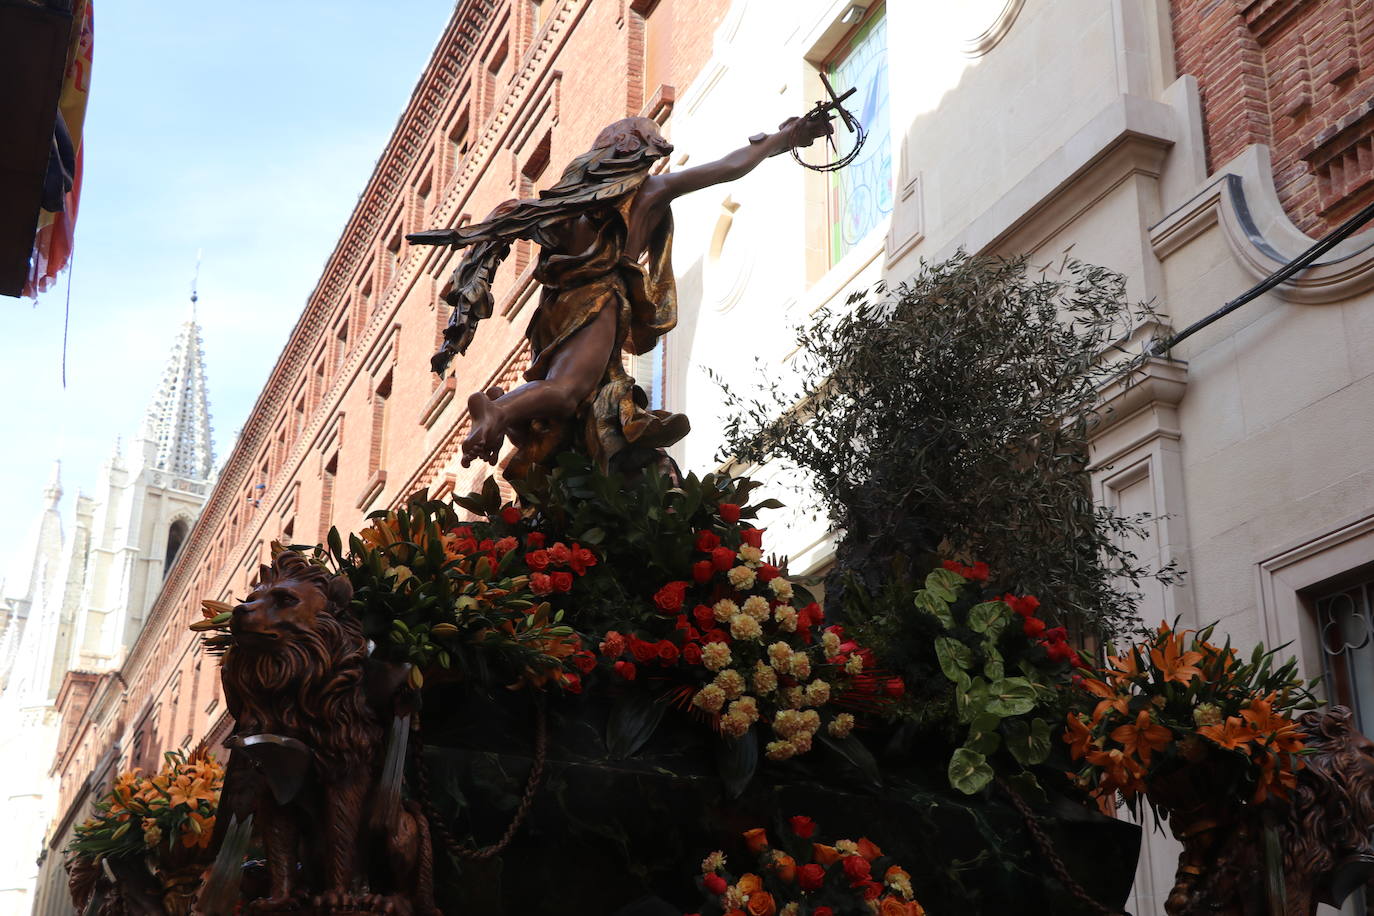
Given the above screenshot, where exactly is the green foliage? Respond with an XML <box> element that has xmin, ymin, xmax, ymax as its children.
<box><xmin>718</xmin><ymin>252</ymin><xmax>1178</xmax><ymax>637</ymax></box>
<box><xmin>505</xmin><ymin>453</ymin><xmax>793</xmax><ymax>634</ymax></box>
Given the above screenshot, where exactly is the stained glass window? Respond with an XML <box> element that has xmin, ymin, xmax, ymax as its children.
<box><xmin>826</xmin><ymin>3</ymin><xmax>891</xmax><ymax>267</ymax></box>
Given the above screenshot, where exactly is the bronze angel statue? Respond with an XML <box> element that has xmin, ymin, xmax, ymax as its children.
<box><xmin>409</xmin><ymin>112</ymin><xmax>833</xmax><ymax>478</ymax></box>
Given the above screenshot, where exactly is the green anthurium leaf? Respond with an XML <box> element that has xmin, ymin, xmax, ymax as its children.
<box><xmin>934</xmin><ymin>637</ymin><xmax>974</xmax><ymax>681</ymax></box>
<box><xmin>1003</xmin><ymin>717</ymin><xmax>1052</xmax><ymax>766</ymax></box>
<box><xmin>716</xmin><ymin>729</ymin><xmax>759</xmax><ymax>799</ymax></box>
<box><xmin>955</xmin><ymin>674</ymin><xmax>987</xmax><ymax>724</ymax></box>
<box><xmin>606</xmin><ymin>691</ymin><xmax>669</xmax><ymax>760</ymax></box>
<box><xmin>968</xmin><ymin>601</ymin><xmax>1009</xmax><ymax>635</ymax></box>
<box><xmin>985</xmin><ymin>677</ymin><xmax>1038</xmax><ymax>717</ymax></box>
<box><xmin>818</xmin><ymin>731</ymin><xmax>882</xmax><ymax>787</ymax></box>
<box><xmin>965</xmin><ymin>713</ymin><xmax>1002</xmax><ymax>755</ymax></box>
<box><xmin>983</xmin><ymin>654</ymin><xmax>1004</xmax><ymax>682</ymax></box>
<box><xmin>948</xmin><ymin>747</ymin><xmax>995</xmax><ymax>795</ymax></box>
<box><xmin>924</xmin><ymin>568</ymin><xmax>962</xmax><ymax>602</ymax></box>
<box><xmin>915</xmin><ymin>590</ymin><xmax>955</xmax><ymax>630</ymax></box>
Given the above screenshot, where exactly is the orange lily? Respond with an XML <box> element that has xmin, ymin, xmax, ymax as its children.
<box><xmin>1197</xmin><ymin>716</ymin><xmax>1255</xmax><ymax>751</ymax></box>
<box><xmin>1149</xmin><ymin>632</ymin><xmax>1204</xmax><ymax>685</ymax></box>
<box><xmin>1106</xmin><ymin>650</ymin><xmax>1142</xmax><ymax>685</ymax></box>
<box><xmin>1063</xmin><ymin>713</ymin><xmax>1094</xmax><ymax>760</ymax></box>
<box><xmin>1109</xmin><ymin>710</ymin><xmax>1173</xmax><ymax>764</ymax></box>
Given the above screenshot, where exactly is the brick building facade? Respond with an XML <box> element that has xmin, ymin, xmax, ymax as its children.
<box><xmin>1172</xmin><ymin>0</ymin><xmax>1374</xmax><ymax>234</ymax></box>
<box><xmin>32</xmin><ymin>1</ymin><xmax>728</xmax><ymax>911</ymax></box>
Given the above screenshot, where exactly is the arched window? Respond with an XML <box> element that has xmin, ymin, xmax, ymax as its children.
<box><xmin>165</xmin><ymin>519</ymin><xmax>189</xmax><ymax>575</ymax></box>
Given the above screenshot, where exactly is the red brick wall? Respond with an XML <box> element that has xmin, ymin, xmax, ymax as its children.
<box><xmin>1172</xmin><ymin>0</ymin><xmax>1374</xmax><ymax>235</ymax></box>
<box><xmin>50</xmin><ymin>0</ymin><xmax>731</xmax><ymax>822</ymax></box>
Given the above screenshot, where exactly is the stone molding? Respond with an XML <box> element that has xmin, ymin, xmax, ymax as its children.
<box><xmin>1149</xmin><ymin>143</ymin><xmax>1374</xmax><ymax>304</ymax></box>
<box><xmin>1255</xmin><ymin>511</ymin><xmax>1374</xmax><ymax>683</ymax></box>
<box><xmin>1087</xmin><ymin>356</ymin><xmax>1188</xmax><ymax>472</ymax></box>
<box><xmin>1087</xmin><ymin>355</ymin><xmax>1196</xmax><ymax>627</ymax></box>
<box><xmin>936</xmin><ymin>94</ymin><xmax>1177</xmax><ymax>260</ymax></box>
<box><xmin>962</xmin><ymin>0</ymin><xmax>1025</xmax><ymax>58</ymax></box>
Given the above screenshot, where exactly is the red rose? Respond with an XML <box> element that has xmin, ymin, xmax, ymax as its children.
<box><xmin>1023</xmin><ymin>616</ymin><xmax>1046</xmax><ymax>637</ymax></box>
<box><xmin>547</xmin><ymin>542</ymin><xmax>572</xmax><ymax>566</ymax></box>
<box><xmin>493</xmin><ymin>536</ymin><xmax>519</xmax><ymax>556</ymax></box>
<box><xmin>788</xmin><ymin>815</ymin><xmax>816</xmax><ymax>838</ymax></box>
<box><xmin>551</xmin><ymin>571</ymin><xmax>574</xmax><ymax>593</ymax></box>
<box><xmin>569</xmin><ymin>545</ymin><xmax>598</xmax><ymax>576</ymax></box>
<box><xmin>525</xmin><ymin>550</ymin><xmax>550</xmax><ymax>572</ymax></box>
<box><xmin>710</xmin><ymin>546</ymin><xmax>736</xmax><ymax>572</ymax></box>
<box><xmin>682</xmin><ymin>643</ymin><xmax>703</xmax><ymax>665</ymax></box>
<box><xmin>653</xmin><ymin>581</ymin><xmax>689</xmax><ymax>613</ymax></box>
<box><xmin>757</xmin><ymin>563</ymin><xmax>780</xmax><ymax>583</ymax></box>
<box><xmin>570</xmin><ymin>650</ymin><xmax>596</xmax><ymax>673</ymax></box>
<box><xmin>630</xmin><ymin>638</ymin><xmax>658</xmax><ymax>664</ymax></box>
<box><xmin>530</xmin><ymin>573</ymin><xmax>554</xmax><ymax>595</ymax></box>
<box><xmin>479</xmin><ymin>539</ymin><xmax>494</xmax><ymax>552</ymax></box>
<box><xmin>702</xmin><ymin>628</ymin><xmax>729</xmax><ymax>644</ymax></box>
<box><xmin>968</xmin><ymin>561</ymin><xmax>990</xmax><ymax>582</ymax></box>
<box><xmin>692</xmin><ymin>560</ymin><xmax>714</xmax><ymax>584</ymax></box>
<box><xmin>558</xmin><ymin>671</ymin><xmax>582</xmax><ymax>693</ymax></box>
<box><xmin>858</xmin><ymin>879</ymin><xmax>882</xmax><ymax>900</ymax></box>
<box><xmin>800</xmin><ymin>603</ymin><xmax>823</xmax><ymax>627</ymax></box>
<box><xmin>694</xmin><ymin>529</ymin><xmax>721</xmax><ymax>552</ymax></box>
<box><xmin>1044</xmin><ymin>640</ymin><xmax>1073</xmax><ymax>663</ymax></box>
<box><xmin>719</xmin><ymin>503</ymin><xmax>741</xmax><ymax>523</ymax></box>
<box><xmin>741</xmin><ymin>527</ymin><xmax>764</xmax><ymax>548</ymax></box>
<box><xmin>797</xmin><ymin>864</ymin><xmax>825</xmax><ymax>892</ymax></box>
<box><xmin>842</xmin><ymin>855</ymin><xmax>871</xmax><ymax>885</ymax></box>
<box><xmin>500</xmin><ymin>506</ymin><xmax>521</xmax><ymax>525</ymax></box>
<box><xmin>884</xmin><ymin>677</ymin><xmax>905</xmax><ymax>698</ymax></box>
<box><xmin>813</xmin><ymin>909</ymin><xmax>833</xmax><ymax>916</ymax></box>
<box><xmin>526</xmin><ymin>531</ymin><xmax>546</xmax><ymax>548</ymax></box>
<box><xmin>614</xmin><ymin>660</ymin><xmax>637</xmax><ymax>681</ymax></box>
<box><xmin>1044</xmin><ymin>626</ymin><xmax>1067</xmax><ymax>643</ymax></box>
<box><xmin>704</xmin><ymin>873</ymin><xmax>728</xmax><ymax>895</ymax></box>
<box><xmin>657</xmin><ymin>640</ymin><xmax>680</xmax><ymax>664</ymax></box>
<box><xmin>692</xmin><ymin>604</ymin><xmax>715</xmax><ymax>630</ymax></box>
<box><xmin>942</xmin><ymin>559</ymin><xmax>966</xmax><ymax>575</ymax></box>
<box><xmin>826</xmin><ymin>624</ymin><xmax>845</xmax><ymax>640</ymax></box>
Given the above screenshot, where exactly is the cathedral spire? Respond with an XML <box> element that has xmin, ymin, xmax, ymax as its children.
<box><xmin>142</xmin><ymin>279</ymin><xmax>215</xmax><ymax>481</ymax></box>
<box><xmin>43</xmin><ymin>460</ymin><xmax>62</xmax><ymax>509</ymax></box>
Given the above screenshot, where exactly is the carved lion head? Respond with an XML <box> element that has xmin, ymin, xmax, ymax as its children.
<box><xmin>231</xmin><ymin>551</ymin><xmax>353</xmax><ymax>647</ymax></box>
<box><xmin>1284</xmin><ymin>706</ymin><xmax>1374</xmax><ymax>902</ymax></box>
<box><xmin>222</xmin><ymin>550</ymin><xmax>376</xmax><ymax>765</ymax></box>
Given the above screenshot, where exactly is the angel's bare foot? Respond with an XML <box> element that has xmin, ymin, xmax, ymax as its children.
<box><xmin>462</xmin><ymin>390</ymin><xmax>506</xmax><ymax>466</ymax></box>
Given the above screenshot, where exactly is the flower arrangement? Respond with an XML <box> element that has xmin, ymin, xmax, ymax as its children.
<box><xmin>1065</xmin><ymin>621</ymin><xmax>1315</xmax><ymax>817</ymax></box>
<box><xmin>68</xmin><ymin>749</ymin><xmax>223</xmax><ymax>862</ymax></box>
<box><xmin>904</xmin><ymin>561</ymin><xmax>1087</xmax><ymax>795</ymax></box>
<box><xmin>595</xmin><ymin>516</ymin><xmax>899</xmax><ymax>791</ymax></box>
<box><xmin>193</xmin><ymin>493</ymin><xmax>594</xmax><ymax>693</ymax></box>
<box><xmin>689</xmin><ymin>816</ymin><xmax>927</xmax><ymax>915</ymax></box>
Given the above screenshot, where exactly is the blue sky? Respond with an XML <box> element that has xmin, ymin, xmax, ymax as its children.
<box><xmin>1</xmin><ymin>2</ymin><xmax>456</xmax><ymax>586</ymax></box>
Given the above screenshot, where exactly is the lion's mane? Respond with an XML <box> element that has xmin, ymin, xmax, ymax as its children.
<box><xmin>222</xmin><ymin>551</ymin><xmax>380</xmax><ymax>770</ymax></box>
<box><xmin>1282</xmin><ymin>705</ymin><xmax>1374</xmax><ymax>886</ymax></box>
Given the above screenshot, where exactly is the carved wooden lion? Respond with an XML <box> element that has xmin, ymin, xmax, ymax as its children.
<box><xmin>220</xmin><ymin>550</ymin><xmax>436</xmax><ymax>915</ymax></box>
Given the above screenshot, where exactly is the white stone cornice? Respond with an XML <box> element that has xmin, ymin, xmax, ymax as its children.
<box><xmin>1148</xmin><ymin>144</ymin><xmax>1374</xmax><ymax>304</ymax></box>
<box><xmin>1088</xmin><ymin>356</ymin><xmax>1188</xmax><ymax>472</ymax></box>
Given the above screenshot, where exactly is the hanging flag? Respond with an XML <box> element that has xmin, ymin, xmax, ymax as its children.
<box><xmin>24</xmin><ymin>0</ymin><xmax>93</xmax><ymax>298</ymax></box>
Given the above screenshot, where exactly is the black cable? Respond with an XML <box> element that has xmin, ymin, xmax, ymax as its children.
<box><xmin>1153</xmin><ymin>196</ymin><xmax>1374</xmax><ymax>355</ymax></box>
